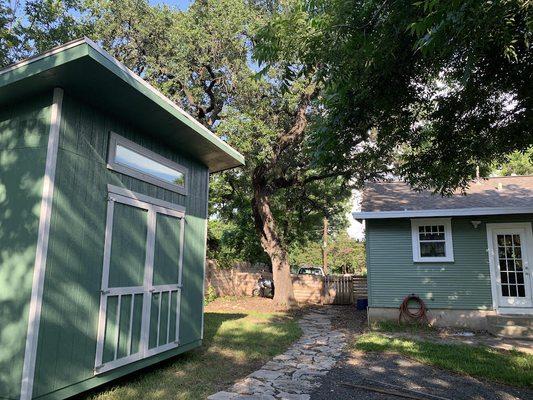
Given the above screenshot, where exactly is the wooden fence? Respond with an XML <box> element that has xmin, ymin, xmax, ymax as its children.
<box><xmin>205</xmin><ymin>261</ymin><xmax>367</xmax><ymax>306</ymax></box>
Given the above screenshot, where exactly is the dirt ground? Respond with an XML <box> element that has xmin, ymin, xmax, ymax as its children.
<box><xmin>204</xmin><ymin>295</ymin><xmax>317</xmax><ymax>316</ymax></box>
<box><xmin>205</xmin><ymin>296</ymin><xmax>292</xmax><ymax>313</ymax></box>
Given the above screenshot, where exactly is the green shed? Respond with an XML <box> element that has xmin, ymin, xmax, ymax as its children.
<box><xmin>0</xmin><ymin>38</ymin><xmax>244</xmax><ymax>400</ymax></box>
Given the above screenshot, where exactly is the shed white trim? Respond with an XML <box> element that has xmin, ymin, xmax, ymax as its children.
<box><xmin>20</xmin><ymin>88</ymin><xmax>64</xmax><ymax>400</ymax></box>
<box><xmin>353</xmin><ymin>206</ymin><xmax>533</xmax><ymax>220</ymax></box>
<box><xmin>107</xmin><ymin>184</ymin><xmax>186</xmax><ymax>213</ymax></box>
<box><xmin>201</xmin><ymin>172</ymin><xmax>209</xmax><ymax>340</ymax></box>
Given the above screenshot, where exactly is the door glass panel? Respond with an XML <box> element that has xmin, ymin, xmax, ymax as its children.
<box><xmin>108</xmin><ymin>203</ymin><xmax>148</xmax><ymax>288</ymax></box>
<box><xmin>152</xmin><ymin>214</ymin><xmax>182</xmax><ymax>286</ymax></box>
<box><xmin>496</xmin><ymin>233</ymin><xmax>526</xmax><ymax>298</ymax></box>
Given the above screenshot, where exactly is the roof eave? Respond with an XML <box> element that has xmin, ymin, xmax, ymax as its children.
<box><xmin>0</xmin><ymin>37</ymin><xmax>245</xmax><ymax>173</ymax></box>
<box><xmin>353</xmin><ymin>206</ymin><xmax>533</xmax><ymax>221</ymax></box>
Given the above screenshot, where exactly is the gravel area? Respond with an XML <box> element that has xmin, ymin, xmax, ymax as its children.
<box><xmin>312</xmin><ymin>309</ymin><xmax>533</xmax><ymax>400</ymax></box>
<box><xmin>312</xmin><ymin>351</ymin><xmax>532</xmax><ymax>400</ymax></box>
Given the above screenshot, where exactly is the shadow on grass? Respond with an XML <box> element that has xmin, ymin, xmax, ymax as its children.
<box><xmin>354</xmin><ymin>333</ymin><xmax>533</xmax><ymax>389</ymax></box>
<box><xmin>77</xmin><ymin>311</ymin><xmax>301</xmax><ymax>400</ymax></box>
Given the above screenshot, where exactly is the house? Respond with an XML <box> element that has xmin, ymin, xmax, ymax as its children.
<box><xmin>0</xmin><ymin>38</ymin><xmax>244</xmax><ymax>400</ymax></box>
<box><xmin>353</xmin><ymin>176</ymin><xmax>533</xmax><ymax>335</ymax></box>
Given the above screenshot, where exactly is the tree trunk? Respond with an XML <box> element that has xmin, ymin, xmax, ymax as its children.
<box><xmin>322</xmin><ymin>217</ymin><xmax>328</xmax><ymax>275</ymax></box>
<box><xmin>252</xmin><ymin>170</ymin><xmax>296</xmax><ymax>307</ymax></box>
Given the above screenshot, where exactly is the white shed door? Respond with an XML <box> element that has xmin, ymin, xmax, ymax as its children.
<box><xmin>94</xmin><ymin>192</ymin><xmax>185</xmax><ymax>374</ymax></box>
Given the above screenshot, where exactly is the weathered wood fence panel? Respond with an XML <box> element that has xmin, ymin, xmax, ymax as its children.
<box><xmin>323</xmin><ymin>275</ymin><xmax>354</xmax><ymax>305</ymax></box>
<box><xmin>205</xmin><ymin>260</ymin><xmax>368</xmax><ymax>305</ymax></box>
<box><xmin>292</xmin><ymin>275</ymin><xmax>323</xmax><ymax>304</ymax></box>
<box><xmin>353</xmin><ymin>276</ymin><xmax>368</xmax><ymax>300</ymax></box>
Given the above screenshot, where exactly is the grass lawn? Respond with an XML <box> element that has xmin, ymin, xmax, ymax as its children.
<box><xmin>354</xmin><ymin>332</ymin><xmax>533</xmax><ymax>388</ymax></box>
<box><xmin>83</xmin><ymin>307</ymin><xmax>301</xmax><ymax>399</ymax></box>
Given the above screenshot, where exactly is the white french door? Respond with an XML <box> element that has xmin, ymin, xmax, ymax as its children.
<box><xmin>487</xmin><ymin>223</ymin><xmax>533</xmax><ymax>311</ymax></box>
<box><xmin>94</xmin><ymin>187</ymin><xmax>185</xmax><ymax>374</ymax></box>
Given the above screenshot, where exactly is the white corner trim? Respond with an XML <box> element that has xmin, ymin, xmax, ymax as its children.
<box><xmin>411</xmin><ymin>218</ymin><xmax>454</xmax><ymax>263</ymax></box>
<box><xmin>20</xmin><ymin>88</ymin><xmax>64</xmax><ymax>400</ymax></box>
<box><xmin>200</xmin><ymin>172</ymin><xmax>210</xmax><ymax>340</ymax></box>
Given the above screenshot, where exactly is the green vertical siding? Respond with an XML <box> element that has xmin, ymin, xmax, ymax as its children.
<box><xmin>153</xmin><ymin>214</ymin><xmax>182</xmax><ymax>286</ymax></box>
<box><xmin>366</xmin><ymin>215</ymin><xmax>533</xmax><ymax>310</ymax></box>
<box><xmin>108</xmin><ymin>203</ymin><xmax>148</xmax><ymax>288</ymax></box>
<box><xmin>0</xmin><ymin>93</ymin><xmax>52</xmax><ymax>399</ymax></box>
<box><xmin>32</xmin><ymin>93</ymin><xmax>208</xmax><ymax>398</ymax></box>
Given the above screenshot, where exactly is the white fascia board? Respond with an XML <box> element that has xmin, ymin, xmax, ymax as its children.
<box><xmin>353</xmin><ymin>207</ymin><xmax>533</xmax><ymax>220</ymax></box>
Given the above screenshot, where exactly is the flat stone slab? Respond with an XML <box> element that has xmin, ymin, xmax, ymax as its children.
<box><xmin>208</xmin><ymin>308</ymin><xmax>347</xmax><ymax>399</ymax></box>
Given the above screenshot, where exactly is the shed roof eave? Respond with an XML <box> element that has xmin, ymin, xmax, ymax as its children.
<box><xmin>0</xmin><ymin>37</ymin><xmax>244</xmax><ymax>173</ymax></box>
<box><xmin>352</xmin><ymin>206</ymin><xmax>533</xmax><ymax>220</ymax></box>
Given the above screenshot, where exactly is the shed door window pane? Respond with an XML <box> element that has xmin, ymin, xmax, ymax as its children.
<box><xmin>419</xmin><ymin>225</ymin><xmax>446</xmax><ymax>258</ymax></box>
<box><xmin>115</xmin><ymin>144</ymin><xmax>185</xmax><ymax>186</ymax></box>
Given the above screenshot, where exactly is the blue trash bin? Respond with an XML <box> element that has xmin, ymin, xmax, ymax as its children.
<box><xmin>356</xmin><ymin>298</ymin><xmax>368</xmax><ymax>310</ymax></box>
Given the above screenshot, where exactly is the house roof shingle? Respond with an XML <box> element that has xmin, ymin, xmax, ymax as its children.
<box><xmin>355</xmin><ymin>176</ymin><xmax>533</xmax><ymax>219</ymax></box>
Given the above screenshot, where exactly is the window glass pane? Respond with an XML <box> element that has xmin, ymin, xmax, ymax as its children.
<box><xmin>420</xmin><ymin>241</ymin><xmax>446</xmax><ymax>257</ymax></box>
<box><xmin>115</xmin><ymin>144</ymin><xmax>185</xmax><ymax>186</ymax></box>
<box><xmin>419</xmin><ymin>225</ymin><xmax>445</xmax><ymax>241</ymax></box>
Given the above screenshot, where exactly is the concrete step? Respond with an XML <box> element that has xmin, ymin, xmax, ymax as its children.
<box><xmin>487</xmin><ymin>315</ymin><xmax>533</xmax><ymax>340</ymax></box>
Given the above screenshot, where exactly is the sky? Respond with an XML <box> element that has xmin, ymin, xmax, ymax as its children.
<box><xmin>149</xmin><ymin>0</ymin><xmax>192</xmax><ymax>10</ymax></box>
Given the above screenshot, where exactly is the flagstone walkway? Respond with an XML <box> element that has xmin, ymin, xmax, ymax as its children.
<box><xmin>207</xmin><ymin>308</ymin><xmax>347</xmax><ymax>400</ymax></box>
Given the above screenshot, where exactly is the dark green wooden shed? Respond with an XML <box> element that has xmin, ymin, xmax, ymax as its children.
<box><xmin>0</xmin><ymin>38</ymin><xmax>244</xmax><ymax>400</ymax></box>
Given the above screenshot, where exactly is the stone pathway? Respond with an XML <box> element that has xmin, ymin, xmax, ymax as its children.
<box><xmin>208</xmin><ymin>308</ymin><xmax>347</xmax><ymax>400</ymax></box>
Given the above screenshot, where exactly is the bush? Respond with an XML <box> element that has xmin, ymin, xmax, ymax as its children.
<box><xmin>204</xmin><ymin>285</ymin><xmax>218</xmax><ymax>305</ymax></box>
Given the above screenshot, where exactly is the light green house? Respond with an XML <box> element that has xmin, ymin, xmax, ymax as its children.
<box><xmin>354</xmin><ymin>177</ymin><xmax>533</xmax><ymax>335</ymax></box>
<box><xmin>0</xmin><ymin>38</ymin><xmax>244</xmax><ymax>399</ymax></box>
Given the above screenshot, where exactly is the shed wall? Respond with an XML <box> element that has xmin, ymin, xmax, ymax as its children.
<box><xmin>32</xmin><ymin>93</ymin><xmax>208</xmax><ymax>398</ymax></box>
<box><xmin>366</xmin><ymin>215</ymin><xmax>533</xmax><ymax>310</ymax></box>
<box><xmin>0</xmin><ymin>94</ymin><xmax>52</xmax><ymax>399</ymax></box>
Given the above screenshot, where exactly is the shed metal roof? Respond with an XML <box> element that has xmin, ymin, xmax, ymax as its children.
<box><xmin>354</xmin><ymin>176</ymin><xmax>533</xmax><ymax>219</ymax></box>
<box><xmin>0</xmin><ymin>38</ymin><xmax>244</xmax><ymax>173</ymax></box>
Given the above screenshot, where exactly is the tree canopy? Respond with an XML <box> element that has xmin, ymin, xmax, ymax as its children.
<box><xmin>255</xmin><ymin>0</ymin><xmax>532</xmax><ymax>193</ymax></box>
<box><xmin>1</xmin><ymin>0</ymin><xmax>531</xmax><ymax>304</ymax></box>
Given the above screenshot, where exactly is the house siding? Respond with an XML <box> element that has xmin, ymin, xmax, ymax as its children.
<box><xmin>366</xmin><ymin>214</ymin><xmax>533</xmax><ymax>310</ymax></box>
<box><xmin>0</xmin><ymin>93</ymin><xmax>53</xmax><ymax>399</ymax></box>
<box><xmin>32</xmin><ymin>92</ymin><xmax>208</xmax><ymax>398</ymax></box>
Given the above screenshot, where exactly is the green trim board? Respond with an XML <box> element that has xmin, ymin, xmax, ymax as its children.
<box><xmin>0</xmin><ymin>38</ymin><xmax>244</xmax><ymax>173</ymax></box>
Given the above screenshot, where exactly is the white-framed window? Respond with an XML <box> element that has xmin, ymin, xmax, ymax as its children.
<box><xmin>107</xmin><ymin>132</ymin><xmax>188</xmax><ymax>195</ymax></box>
<box><xmin>411</xmin><ymin>218</ymin><xmax>454</xmax><ymax>262</ymax></box>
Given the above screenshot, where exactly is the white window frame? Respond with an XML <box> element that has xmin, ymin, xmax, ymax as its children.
<box><xmin>411</xmin><ymin>218</ymin><xmax>454</xmax><ymax>263</ymax></box>
<box><xmin>107</xmin><ymin>132</ymin><xmax>188</xmax><ymax>195</ymax></box>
